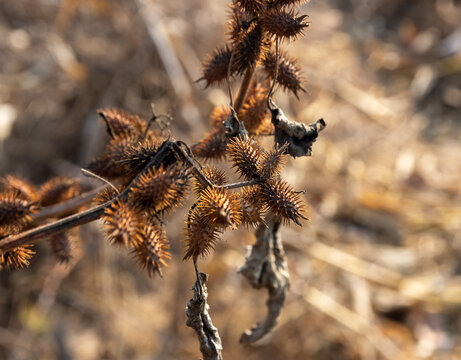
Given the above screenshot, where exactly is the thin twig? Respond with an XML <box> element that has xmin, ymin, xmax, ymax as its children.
<box><xmin>234</xmin><ymin>66</ymin><xmax>255</xmax><ymax>112</ymax></box>
<box><xmin>0</xmin><ymin>202</ymin><xmax>110</xmax><ymax>252</ymax></box>
<box><xmin>81</xmin><ymin>168</ymin><xmax>120</xmax><ymax>195</ymax></box>
<box><xmin>267</xmin><ymin>38</ymin><xmax>279</xmax><ymax>107</ymax></box>
<box><xmin>0</xmin><ymin>139</ymin><xmax>263</xmax><ymax>252</ymax></box>
<box><xmin>32</xmin><ymin>186</ymin><xmax>106</xmax><ymax>222</ymax></box>
<box><xmin>0</xmin><ymin>139</ymin><xmax>174</xmax><ymax>252</ymax></box>
<box><xmin>218</xmin><ymin>178</ymin><xmax>265</xmax><ymax>190</ymax></box>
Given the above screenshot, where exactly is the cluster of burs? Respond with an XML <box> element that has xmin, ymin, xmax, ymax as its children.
<box><xmin>0</xmin><ymin>0</ymin><xmax>325</xmax><ymax>279</ymax></box>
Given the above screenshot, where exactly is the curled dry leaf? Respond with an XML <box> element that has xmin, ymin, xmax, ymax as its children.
<box><xmin>269</xmin><ymin>99</ymin><xmax>326</xmax><ymax>157</ymax></box>
<box><xmin>186</xmin><ymin>272</ymin><xmax>223</xmax><ymax>360</ymax></box>
<box><xmin>238</xmin><ymin>216</ymin><xmax>290</xmax><ymax>344</ymax></box>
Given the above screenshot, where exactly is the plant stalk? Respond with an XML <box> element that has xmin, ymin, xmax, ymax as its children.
<box><xmin>234</xmin><ymin>66</ymin><xmax>255</xmax><ymax>112</ymax></box>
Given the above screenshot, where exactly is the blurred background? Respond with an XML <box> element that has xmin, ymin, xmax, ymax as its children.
<box><xmin>1</xmin><ymin>0</ymin><xmax>461</xmax><ymax>359</ymax></box>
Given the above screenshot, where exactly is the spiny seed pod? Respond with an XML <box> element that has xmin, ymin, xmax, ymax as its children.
<box><xmin>184</xmin><ymin>211</ymin><xmax>221</xmax><ymax>261</ymax></box>
<box><xmin>235</xmin><ymin>23</ymin><xmax>268</xmax><ymax>74</ymax></box>
<box><xmin>117</xmin><ymin>140</ymin><xmax>163</xmax><ymax>178</ymax></box>
<box><xmin>106</xmin><ymin>138</ymin><xmax>137</xmax><ymax>167</ymax></box>
<box><xmin>162</xmin><ymin>170</ymin><xmax>190</xmax><ymax>212</ymax></box>
<box><xmin>238</xmin><ymin>186</ymin><xmax>265</xmax><ymax>228</ymax></box>
<box><xmin>0</xmin><ymin>175</ymin><xmax>38</xmax><ymax>202</ymax></box>
<box><xmin>49</xmin><ymin>232</ymin><xmax>73</xmax><ymax>264</ymax></box>
<box><xmin>263</xmin><ymin>51</ymin><xmax>305</xmax><ymax>98</ymax></box>
<box><xmin>192</xmin><ymin>166</ymin><xmax>227</xmax><ymax>195</ymax></box>
<box><xmin>258</xmin><ymin>144</ymin><xmax>288</xmax><ymax>178</ymax></box>
<box><xmin>239</xmin><ymin>80</ymin><xmax>273</xmax><ymax>135</ymax></box>
<box><xmin>260</xmin><ymin>178</ymin><xmax>307</xmax><ymax>225</ymax></box>
<box><xmin>227</xmin><ymin>136</ymin><xmax>263</xmax><ymax>180</ymax></box>
<box><xmin>93</xmin><ymin>187</ymin><xmax>120</xmax><ymax>205</ymax></box>
<box><xmin>196</xmin><ymin>187</ymin><xmax>241</xmax><ymax>229</ymax></box>
<box><xmin>103</xmin><ymin>200</ymin><xmax>142</xmax><ymax>247</ymax></box>
<box><xmin>86</xmin><ymin>137</ymin><xmax>139</xmax><ymax>180</ymax></box>
<box><xmin>261</xmin><ymin>10</ymin><xmax>309</xmax><ymax>41</ymax></box>
<box><xmin>192</xmin><ymin>129</ymin><xmax>228</xmax><ymax>161</ymax></box>
<box><xmin>199</xmin><ymin>46</ymin><xmax>236</xmax><ymax>88</ymax></box>
<box><xmin>227</xmin><ymin>4</ymin><xmax>250</xmax><ymax>43</ymax></box>
<box><xmin>0</xmin><ymin>192</ymin><xmax>36</xmax><ymax>226</ymax></box>
<box><xmin>39</xmin><ymin>177</ymin><xmax>81</xmax><ymax>207</ymax></box>
<box><xmin>210</xmin><ymin>106</ymin><xmax>231</xmax><ymax>129</ymax></box>
<box><xmin>98</xmin><ymin>108</ymin><xmax>145</xmax><ymax>140</ymax></box>
<box><xmin>130</xmin><ymin>165</ymin><xmax>189</xmax><ymax>213</ymax></box>
<box><xmin>85</xmin><ymin>156</ymin><xmax>116</xmax><ymax>180</ymax></box>
<box><xmin>234</xmin><ymin>0</ymin><xmax>264</xmax><ymax>15</ymax></box>
<box><xmin>0</xmin><ymin>245</ymin><xmax>35</xmax><ymax>271</ymax></box>
<box><xmin>132</xmin><ymin>224</ymin><xmax>170</xmax><ymax>277</ymax></box>
<box><xmin>0</xmin><ymin>224</ymin><xmax>14</xmax><ymax>237</ymax></box>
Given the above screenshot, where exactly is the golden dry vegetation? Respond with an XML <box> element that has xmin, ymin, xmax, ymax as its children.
<box><xmin>1</xmin><ymin>0</ymin><xmax>461</xmax><ymax>359</ymax></box>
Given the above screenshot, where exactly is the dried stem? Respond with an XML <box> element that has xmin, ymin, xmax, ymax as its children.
<box><xmin>186</xmin><ymin>272</ymin><xmax>223</xmax><ymax>360</ymax></box>
<box><xmin>0</xmin><ymin>139</ymin><xmax>174</xmax><ymax>251</ymax></box>
<box><xmin>234</xmin><ymin>66</ymin><xmax>255</xmax><ymax>112</ymax></box>
<box><xmin>32</xmin><ymin>186</ymin><xmax>106</xmax><ymax>222</ymax></box>
<box><xmin>0</xmin><ymin>140</ymin><xmax>264</xmax><ymax>252</ymax></box>
<box><xmin>0</xmin><ymin>202</ymin><xmax>110</xmax><ymax>252</ymax></box>
<box><xmin>218</xmin><ymin>178</ymin><xmax>265</xmax><ymax>190</ymax></box>
<box><xmin>238</xmin><ymin>214</ymin><xmax>290</xmax><ymax>344</ymax></box>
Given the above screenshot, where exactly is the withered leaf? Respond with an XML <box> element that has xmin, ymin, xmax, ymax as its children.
<box><xmin>269</xmin><ymin>99</ymin><xmax>325</xmax><ymax>157</ymax></box>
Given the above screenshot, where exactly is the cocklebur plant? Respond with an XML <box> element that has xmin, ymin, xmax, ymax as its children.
<box><xmin>0</xmin><ymin>0</ymin><xmax>325</xmax><ymax>358</ymax></box>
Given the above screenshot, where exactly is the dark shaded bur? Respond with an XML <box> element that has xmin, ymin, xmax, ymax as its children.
<box><xmin>192</xmin><ymin>166</ymin><xmax>227</xmax><ymax>195</ymax></box>
<box><xmin>234</xmin><ymin>23</ymin><xmax>267</xmax><ymax>74</ymax></box>
<box><xmin>0</xmin><ymin>192</ymin><xmax>37</xmax><ymax>226</ymax></box>
<box><xmin>198</xmin><ymin>46</ymin><xmax>235</xmax><ymax>88</ymax></box>
<box><xmin>49</xmin><ymin>232</ymin><xmax>73</xmax><ymax>264</ymax></box>
<box><xmin>261</xmin><ymin>9</ymin><xmax>309</xmax><ymax>40</ymax></box>
<box><xmin>269</xmin><ymin>99</ymin><xmax>326</xmax><ymax>158</ymax></box>
<box><xmin>233</xmin><ymin>0</ymin><xmax>264</xmax><ymax>16</ymax></box>
<box><xmin>192</xmin><ymin>128</ymin><xmax>229</xmax><ymax>161</ymax></box>
<box><xmin>263</xmin><ymin>51</ymin><xmax>305</xmax><ymax>99</ymax></box>
<box><xmin>39</xmin><ymin>177</ymin><xmax>81</xmax><ymax>207</ymax></box>
<box><xmin>239</xmin><ymin>79</ymin><xmax>273</xmax><ymax>135</ymax></box>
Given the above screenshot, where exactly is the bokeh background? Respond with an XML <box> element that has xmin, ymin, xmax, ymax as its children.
<box><xmin>1</xmin><ymin>0</ymin><xmax>461</xmax><ymax>359</ymax></box>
